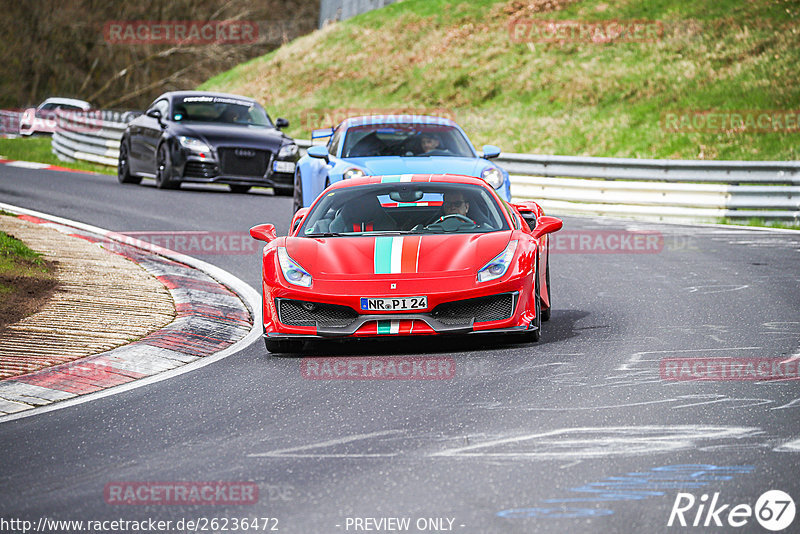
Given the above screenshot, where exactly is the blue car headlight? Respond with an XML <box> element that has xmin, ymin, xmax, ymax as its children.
<box><xmin>481</xmin><ymin>166</ymin><xmax>504</xmax><ymax>189</ymax></box>
<box><xmin>477</xmin><ymin>241</ymin><xmax>517</xmax><ymax>283</ymax></box>
<box><xmin>178</xmin><ymin>136</ymin><xmax>211</xmax><ymax>153</ymax></box>
<box><xmin>278</xmin><ymin>143</ymin><xmax>298</xmax><ymax>159</ymax></box>
<box><xmin>277</xmin><ymin>247</ymin><xmax>312</xmax><ymax>287</ymax></box>
<box><xmin>343</xmin><ymin>168</ymin><xmax>366</xmax><ymax>180</ymax></box>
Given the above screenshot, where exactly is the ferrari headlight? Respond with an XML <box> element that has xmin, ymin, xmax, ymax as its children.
<box><xmin>343</xmin><ymin>168</ymin><xmax>366</xmax><ymax>180</ymax></box>
<box><xmin>178</xmin><ymin>136</ymin><xmax>211</xmax><ymax>153</ymax></box>
<box><xmin>278</xmin><ymin>143</ymin><xmax>298</xmax><ymax>159</ymax></box>
<box><xmin>477</xmin><ymin>241</ymin><xmax>517</xmax><ymax>283</ymax></box>
<box><xmin>481</xmin><ymin>166</ymin><xmax>504</xmax><ymax>189</ymax></box>
<box><xmin>277</xmin><ymin>247</ymin><xmax>312</xmax><ymax>287</ymax></box>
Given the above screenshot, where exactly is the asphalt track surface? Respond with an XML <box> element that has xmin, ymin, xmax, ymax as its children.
<box><xmin>1</xmin><ymin>164</ymin><xmax>799</xmax><ymax>534</ymax></box>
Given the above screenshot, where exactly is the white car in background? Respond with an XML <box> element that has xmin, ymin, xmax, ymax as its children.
<box><xmin>20</xmin><ymin>97</ymin><xmax>92</xmax><ymax>136</ymax></box>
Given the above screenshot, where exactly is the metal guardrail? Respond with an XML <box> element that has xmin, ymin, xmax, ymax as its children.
<box><xmin>297</xmin><ymin>139</ymin><xmax>800</xmax><ymax>222</ymax></box>
<box><xmin>48</xmin><ymin>120</ymin><xmax>799</xmax><ymax>223</ymax></box>
<box><xmin>51</xmin><ymin>110</ymin><xmax>136</xmax><ymax>166</ymax></box>
<box><xmin>500</xmin><ymin>154</ymin><xmax>800</xmax><ymax>222</ymax></box>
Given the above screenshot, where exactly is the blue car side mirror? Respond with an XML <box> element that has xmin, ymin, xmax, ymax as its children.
<box><xmin>482</xmin><ymin>145</ymin><xmax>501</xmax><ymax>159</ymax></box>
<box><xmin>307</xmin><ymin>145</ymin><xmax>330</xmax><ymax>162</ymax></box>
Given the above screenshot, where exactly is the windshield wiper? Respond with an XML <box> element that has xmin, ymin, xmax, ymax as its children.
<box><xmin>303</xmin><ymin>232</ymin><xmax>343</xmax><ymax>237</ymax></box>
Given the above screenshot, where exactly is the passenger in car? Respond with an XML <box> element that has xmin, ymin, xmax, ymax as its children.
<box><xmin>329</xmin><ymin>196</ymin><xmax>397</xmax><ymax>232</ymax></box>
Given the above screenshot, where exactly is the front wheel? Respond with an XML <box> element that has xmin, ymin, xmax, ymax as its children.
<box><xmin>117</xmin><ymin>140</ymin><xmax>141</xmax><ymax>184</ymax></box>
<box><xmin>292</xmin><ymin>169</ymin><xmax>304</xmax><ymax>214</ymax></box>
<box><xmin>155</xmin><ymin>143</ymin><xmax>180</xmax><ymax>190</ymax></box>
<box><xmin>526</xmin><ymin>259</ymin><xmax>542</xmax><ymax>342</ymax></box>
<box><xmin>541</xmin><ymin>254</ymin><xmax>551</xmax><ymax>322</ymax></box>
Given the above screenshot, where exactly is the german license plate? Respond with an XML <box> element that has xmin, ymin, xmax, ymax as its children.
<box><xmin>273</xmin><ymin>161</ymin><xmax>295</xmax><ymax>173</ymax></box>
<box><xmin>360</xmin><ymin>296</ymin><xmax>428</xmax><ymax>311</ymax></box>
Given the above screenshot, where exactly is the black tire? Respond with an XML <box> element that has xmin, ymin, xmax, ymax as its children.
<box><xmin>155</xmin><ymin>143</ymin><xmax>180</xmax><ymax>190</ymax></box>
<box><xmin>292</xmin><ymin>169</ymin><xmax>303</xmax><ymax>214</ymax></box>
<box><xmin>117</xmin><ymin>140</ymin><xmax>141</xmax><ymax>184</ymax></box>
<box><xmin>526</xmin><ymin>256</ymin><xmax>542</xmax><ymax>342</ymax></box>
<box><xmin>264</xmin><ymin>338</ymin><xmax>303</xmax><ymax>353</ymax></box>
<box><xmin>541</xmin><ymin>254</ymin><xmax>551</xmax><ymax>322</ymax></box>
<box><xmin>229</xmin><ymin>184</ymin><xmax>251</xmax><ymax>194</ymax></box>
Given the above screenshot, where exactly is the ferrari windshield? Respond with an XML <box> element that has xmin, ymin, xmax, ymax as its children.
<box><xmin>341</xmin><ymin>123</ymin><xmax>475</xmax><ymax>158</ymax></box>
<box><xmin>299</xmin><ymin>182</ymin><xmax>509</xmax><ymax>237</ymax></box>
<box><xmin>171</xmin><ymin>95</ymin><xmax>273</xmax><ymax>127</ymax></box>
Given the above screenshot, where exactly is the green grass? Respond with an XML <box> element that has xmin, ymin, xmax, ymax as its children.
<box><xmin>0</xmin><ymin>230</ymin><xmax>48</xmax><ymax>273</ymax></box>
<box><xmin>718</xmin><ymin>217</ymin><xmax>800</xmax><ymax>231</ymax></box>
<box><xmin>0</xmin><ymin>228</ymin><xmax>51</xmax><ymax>295</ymax></box>
<box><xmin>199</xmin><ymin>0</ymin><xmax>800</xmax><ymax>160</ymax></box>
<box><xmin>0</xmin><ymin>137</ymin><xmax>115</xmax><ymax>175</ymax></box>
<box><xmin>0</xmin><ymin>222</ymin><xmax>58</xmax><ymax>328</ymax></box>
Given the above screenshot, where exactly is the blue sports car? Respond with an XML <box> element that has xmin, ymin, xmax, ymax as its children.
<box><xmin>292</xmin><ymin>115</ymin><xmax>511</xmax><ymax>212</ymax></box>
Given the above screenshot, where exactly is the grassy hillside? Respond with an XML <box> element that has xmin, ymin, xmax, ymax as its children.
<box><xmin>200</xmin><ymin>0</ymin><xmax>799</xmax><ymax>160</ymax></box>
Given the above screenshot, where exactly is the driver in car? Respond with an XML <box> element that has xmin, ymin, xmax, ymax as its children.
<box><xmin>420</xmin><ymin>134</ymin><xmax>440</xmax><ymax>154</ymax></box>
<box><xmin>410</xmin><ymin>190</ymin><xmax>480</xmax><ymax>231</ymax></box>
<box><xmin>442</xmin><ymin>191</ymin><xmax>469</xmax><ymax>217</ymax></box>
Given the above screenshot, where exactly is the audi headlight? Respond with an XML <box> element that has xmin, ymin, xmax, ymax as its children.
<box><xmin>178</xmin><ymin>136</ymin><xmax>211</xmax><ymax>153</ymax></box>
<box><xmin>477</xmin><ymin>241</ymin><xmax>518</xmax><ymax>283</ymax></box>
<box><xmin>481</xmin><ymin>166</ymin><xmax>504</xmax><ymax>189</ymax></box>
<box><xmin>278</xmin><ymin>143</ymin><xmax>298</xmax><ymax>159</ymax></box>
<box><xmin>343</xmin><ymin>168</ymin><xmax>366</xmax><ymax>180</ymax></box>
<box><xmin>277</xmin><ymin>247</ymin><xmax>312</xmax><ymax>287</ymax></box>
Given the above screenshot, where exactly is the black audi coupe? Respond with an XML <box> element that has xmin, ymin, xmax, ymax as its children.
<box><xmin>117</xmin><ymin>91</ymin><xmax>299</xmax><ymax>194</ymax></box>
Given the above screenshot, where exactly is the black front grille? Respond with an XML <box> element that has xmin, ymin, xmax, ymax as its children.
<box><xmin>184</xmin><ymin>161</ymin><xmax>218</xmax><ymax>178</ymax></box>
<box><xmin>277</xmin><ymin>299</ymin><xmax>358</xmax><ymax>328</ymax></box>
<box><xmin>219</xmin><ymin>148</ymin><xmax>269</xmax><ymax>177</ymax></box>
<box><xmin>431</xmin><ymin>293</ymin><xmax>516</xmax><ymax>325</ymax></box>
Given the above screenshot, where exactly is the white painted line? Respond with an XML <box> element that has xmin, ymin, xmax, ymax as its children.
<box><xmin>523</xmin><ymin>399</ymin><xmax>677</xmax><ymax>411</ymax></box>
<box><xmin>248</xmin><ymin>430</ymin><xmax>403</xmax><ymax>458</ymax></box>
<box><xmin>771</xmin><ymin>398</ymin><xmax>800</xmax><ymax>411</ymax></box>
<box><xmin>774</xmin><ymin>437</ymin><xmax>800</xmax><ymax>452</ymax></box>
<box><xmin>617</xmin><ymin>346</ymin><xmax>763</xmax><ymax>372</ymax></box>
<box><xmin>4</xmin><ymin>161</ymin><xmax>51</xmax><ymax>169</ymax></box>
<box><xmin>0</xmin><ymin>202</ymin><xmax>262</xmax><ymax>425</ymax></box>
<box><xmin>431</xmin><ymin>426</ymin><xmax>761</xmax><ymax>460</ymax></box>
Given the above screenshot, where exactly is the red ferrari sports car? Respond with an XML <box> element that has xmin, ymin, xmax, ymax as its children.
<box><xmin>250</xmin><ymin>174</ymin><xmax>562</xmax><ymax>353</ymax></box>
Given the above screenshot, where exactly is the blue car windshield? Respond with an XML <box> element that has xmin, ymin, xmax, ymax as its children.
<box><xmin>341</xmin><ymin>124</ymin><xmax>475</xmax><ymax>158</ymax></box>
<box><xmin>171</xmin><ymin>96</ymin><xmax>273</xmax><ymax>127</ymax></box>
<box><xmin>300</xmin><ymin>182</ymin><xmax>509</xmax><ymax>237</ymax></box>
